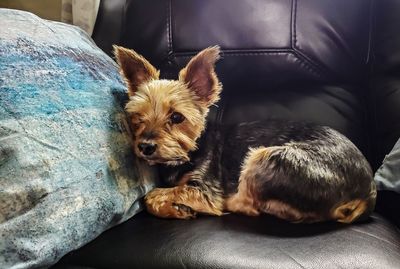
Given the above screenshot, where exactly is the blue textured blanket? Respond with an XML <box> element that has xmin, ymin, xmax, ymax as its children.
<box><xmin>0</xmin><ymin>9</ymin><xmax>155</xmax><ymax>268</ymax></box>
<box><xmin>375</xmin><ymin>138</ymin><xmax>400</xmax><ymax>193</ymax></box>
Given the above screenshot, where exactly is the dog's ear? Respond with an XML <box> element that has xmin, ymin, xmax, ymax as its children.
<box><xmin>113</xmin><ymin>45</ymin><xmax>159</xmax><ymax>96</ymax></box>
<box><xmin>179</xmin><ymin>46</ymin><xmax>222</xmax><ymax>107</ymax></box>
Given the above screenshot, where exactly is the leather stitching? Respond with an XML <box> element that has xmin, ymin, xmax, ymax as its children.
<box><xmin>291</xmin><ymin>0</ymin><xmax>297</xmax><ymax>49</ymax></box>
<box><xmin>290</xmin><ymin>0</ymin><xmax>329</xmax><ymax>78</ymax></box>
<box><xmin>173</xmin><ymin>51</ymin><xmax>322</xmax><ymax>78</ymax></box>
<box><xmin>166</xmin><ymin>0</ymin><xmax>172</xmax><ymax>54</ymax></box>
<box><xmin>173</xmin><ymin>52</ymin><xmax>292</xmax><ymax>57</ymax></box>
<box><xmin>173</xmin><ymin>49</ymin><xmax>295</xmax><ymax>57</ymax></box>
<box><xmin>291</xmin><ymin>53</ymin><xmax>323</xmax><ymax>78</ymax></box>
<box><xmin>169</xmin><ymin>0</ymin><xmax>329</xmax><ymax>79</ymax></box>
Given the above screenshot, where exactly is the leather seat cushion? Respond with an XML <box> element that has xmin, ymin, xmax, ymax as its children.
<box><xmin>55</xmin><ymin>212</ymin><xmax>400</xmax><ymax>269</ymax></box>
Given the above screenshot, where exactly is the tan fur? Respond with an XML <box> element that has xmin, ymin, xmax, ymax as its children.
<box><xmin>113</xmin><ymin>45</ymin><xmax>160</xmax><ymax>96</ymax></box>
<box><xmin>225</xmin><ymin>175</ymin><xmax>260</xmax><ymax>216</ymax></box>
<box><xmin>261</xmin><ymin>200</ymin><xmax>305</xmax><ymax>222</ymax></box>
<box><xmin>145</xmin><ymin>186</ymin><xmax>224</xmax><ymax>219</ymax></box>
<box><xmin>261</xmin><ymin>200</ymin><xmax>322</xmax><ymax>223</ymax></box>
<box><xmin>225</xmin><ymin>147</ymin><xmax>283</xmax><ymax>217</ymax></box>
<box><xmin>114</xmin><ymin>46</ymin><xmax>225</xmax><ymax>219</ymax></box>
<box><xmin>124</xmin><ymin>80</ymin><xmax>206</xmax><ymax>165</ymax></box>
<box><xmin>331</xmin><ymin>199</ymin><xmax>369</xmax><ymax>223</ymax></box>
<box><xmin>179</xmin><ymin>46</ymin><xmax>222</xmax><ymax>106</ymax></box>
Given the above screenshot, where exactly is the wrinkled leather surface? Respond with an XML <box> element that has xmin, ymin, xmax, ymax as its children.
<box><xmin>55</xmin><ymin>0</ymin><xmax>400</xmax><ymax>268</ymax></box>
<box><xmin>56</xmin><ymin>212</ymin><xmax>400</xmax><ymax>269</ymax></box>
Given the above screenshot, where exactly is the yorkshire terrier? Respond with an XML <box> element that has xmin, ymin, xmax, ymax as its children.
<box><xmin>114</xmin><ymin>45</ymin><xmax>376</xmax><ymax>223</ymax></box>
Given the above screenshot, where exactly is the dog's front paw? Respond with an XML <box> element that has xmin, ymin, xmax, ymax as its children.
<box><xmin>145</xmin><ymin>188</ymin><xmax>197</xmax><ymax>219</ymax></box>
<box><xmin>172</xmin><ymin>203</ymin><xmax>197</xmax><ymax>219</ymax></box>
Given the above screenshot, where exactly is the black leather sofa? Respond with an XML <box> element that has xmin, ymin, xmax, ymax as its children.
<box><xmin>55</xmin><ymin>0</ymin><xmax>400</xmax><ymax>268</ymax></box>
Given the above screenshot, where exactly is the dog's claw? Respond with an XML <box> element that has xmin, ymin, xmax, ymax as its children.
<box><xmin>173</xmin><ymin>203</ymin><xmax>196</xmax><ymax>215</ymax></box>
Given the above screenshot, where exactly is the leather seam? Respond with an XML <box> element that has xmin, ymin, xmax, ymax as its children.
<box><xmin>170</xmin><ymin>0</ymin><xmax>326</xmax><ymax>78</ymax></box>
<box><xmin>166</xmin><ymin>0</ymin><xmax>172</xmax><ymax>54</ymax></box>
<box><xmin>290</xmin><ymin>0</ymin><xmax>329</xmax><ymax>78</ymax></box>
<box><xmin>292</xmin><ymin>53</ymin><xmax>323</xmax><ymax>78</ymax></box>
<box><xmin>368</xmin><ymin>0</ymin><xmax>380</xmax><ymax>165</ymax></box>
<box><xmin>364</xmin><ymin>0</ymin><xmax>375</xmax><ymax>166</ymax></box>
<box><xmin>366</xmin><ymin>0</ymin><xmax>375</xmax><ymax>65</ymax></box>
<box><xmin>173</xmin><ymin>49</ymin><xmax>294</xmax><ymax>57</ymax></box>
<box><xmin>291</xmin><ymin>0</ymin><xmax>297</xmax><ymax>49</ymax></box>
<box><xmin>172</xmin><ymin>51</ymin><xmax>321</xmax><ymax>78</ymax></box>
<box><xmin>222</xmin><ymin>51</ymin><xmax>296</xmax><ymax>56</ymax></box>
<box><xmin>293</xmin><ymin>49</ymin><xmax>325</xmax><ymax>76</ymax></box>
<box><xmin>173</xmin><ymin>52</ymin><xmax>293</xmax><ymax>58</ymax></box>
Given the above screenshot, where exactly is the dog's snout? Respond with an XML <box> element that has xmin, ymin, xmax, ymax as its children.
<box><xmin>138</xmin><ymin>143</ymin><xmax>157</xmax><ymax>156</ymax></box>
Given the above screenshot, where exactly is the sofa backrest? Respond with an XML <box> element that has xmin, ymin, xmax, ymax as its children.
<box><xmin>93</xmin><ymin>0</ymin><xmax>400</xmax><ymax>170</ymax></box>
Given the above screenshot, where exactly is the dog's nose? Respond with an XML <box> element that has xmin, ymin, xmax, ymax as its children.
<box><xmin>138</xmin><ymin>143</ymin><xmax>157</xmax><ymax>156</ymax></box>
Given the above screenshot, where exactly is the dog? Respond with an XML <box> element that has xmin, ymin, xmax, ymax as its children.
<box><xmin>113</xmin><ymin>45</ymin><xmax>377</xmax><ymax>223</ymax></box>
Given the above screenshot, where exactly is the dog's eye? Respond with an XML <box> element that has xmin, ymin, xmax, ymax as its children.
<box><xmin>170</xmin><ymin>112</ymin><xmax>185</xmax><ymax>124</ymax></box>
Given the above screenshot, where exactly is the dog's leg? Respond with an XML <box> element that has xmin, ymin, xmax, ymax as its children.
<box><xmin>225</xmin><ymin>146</ymin><xmax>317</xmax><ymax>222</ymax></box>
<box><xmin>331</xmin><ymin>180</ymin><xmax>376</xmax><ymax>223</ymax></box>
<box><xmin>225</xmin><ymin>147</ymin><xmax>282</xmax><ymax>217</ymax></box>
<box><xmin>145</xmin><ymin>185</ymin><xmax>224</xmax><ymax>219</ymax></box>
<box><xmin>331</xmin><ymin>199</ymin><xmax>368</xmax><ymax>223</ymax></box>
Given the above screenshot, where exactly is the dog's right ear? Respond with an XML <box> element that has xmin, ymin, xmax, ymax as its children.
<box><xmin>113</xmin><ymin>45</ymin><xmax>159</xmax><ymax>96</ymax></box>
<box><xmin>178</xmin><ymin>46</ymin><xmax>221</xmax><ymax>107</ymax></box>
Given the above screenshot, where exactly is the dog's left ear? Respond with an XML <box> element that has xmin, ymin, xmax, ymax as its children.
<box><xmin>113</xmin><ymin>45</ymin><xmax>159</xmax><ymax>96</ymax></box>
<box><xmin>179</xmin><ymin>46</ymin><xmax>222</xmax><ymax>107</ymax></box>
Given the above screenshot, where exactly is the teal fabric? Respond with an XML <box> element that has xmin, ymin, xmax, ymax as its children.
<box><xmin>375</xmin><ymin>138</ymin><xmax>400</xmax><ymax>194</ymax></box>
<box><xmin>0</xmin><ymin>9</ymin><xmax>155</xmax><ymax>268</ymax></box>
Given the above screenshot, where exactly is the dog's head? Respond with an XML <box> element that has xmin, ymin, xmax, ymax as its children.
<box><xmin>114</xmin><ymin>46</ymin><xmax>221</xmax><ymax>166</ymax></box>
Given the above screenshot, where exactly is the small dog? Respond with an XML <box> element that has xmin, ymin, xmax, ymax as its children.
<box><xmin>114</xmin><ymin>45</ymin><xmax>377</xmax><ymax>223</ymax></box>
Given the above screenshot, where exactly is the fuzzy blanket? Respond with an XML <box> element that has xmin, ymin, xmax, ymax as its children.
<box><xmin>0</xmin><ymin>9</ymin><xmax>155</xmax><ymax>268</ymax></box>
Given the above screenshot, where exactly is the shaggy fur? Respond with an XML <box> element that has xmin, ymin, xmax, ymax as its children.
<box><xmin>114</xmin><ymin>45</ymin><xmax>377</xmax><ymax>223</ymax></box>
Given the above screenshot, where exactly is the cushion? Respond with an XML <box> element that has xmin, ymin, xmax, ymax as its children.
<box><xmin>0</xmin><ymin>8</ymin><xmax>155</xmax><ymax>268</ymax></box>
<box><xmin>374</xmin><ymin>138</ymin><xmax>400</xmax><ymax>226</ymax></box>
<box><xmin>55</xmin><ymin>212</ymin><xmax>400</xmax><ymax>269</ymax></box>
<box><xmin>375</xmin><ymin>138</ymin><xmax>400</xmax><ymax>193</ymax></box>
